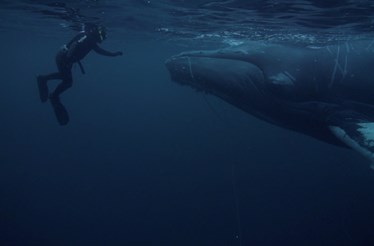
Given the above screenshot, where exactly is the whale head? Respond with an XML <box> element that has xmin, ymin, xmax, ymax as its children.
<box><xmin>165</xmin><ymin>49</ymin><xmax>267</xmax><ymax>109</ymax></box>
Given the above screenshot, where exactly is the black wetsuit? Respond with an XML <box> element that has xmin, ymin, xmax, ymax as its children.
<box><xmin>37</xmin><ymin>29</ymin><xmax>121</xmax><ymax>125</ymax></box>
<box><xmin>41</xmin><ymin>31</ymin><xmax>120</xmax><ymax>98</ymax></box>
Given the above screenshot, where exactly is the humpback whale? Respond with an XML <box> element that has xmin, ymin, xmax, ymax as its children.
<box><xmin>165</xmin><ymin>40</ymin><xmax>374</xmax><ymax>168</ymax></box>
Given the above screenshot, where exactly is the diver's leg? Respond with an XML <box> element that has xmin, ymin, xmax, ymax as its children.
<box><xmin>37</xmin><ymin>74</ymin><xmax>56</xmax><ymax>103</ymax></box>
<box><xmin>50</xmin><ymin>79</ymin><xmax>73</xmax><ymax>98</ymax></box>
<box><xmin>37</xmin><ymin>51</ymin><xmax>66</xmax><ymax>102</ymax></box>
<box><xmin>49</xmin><ymin>64</ymin><xmax>72</xmax><ymax>125</ymax></box>
<box><xmin>37</xmin><ymin>72</ymin><xmax>64</xmax><ymax>102</ymax></box>
<box><xmin>50</xmin><ymin>66</ymin><xmax>73</xmax><ymax>98</ymax></box>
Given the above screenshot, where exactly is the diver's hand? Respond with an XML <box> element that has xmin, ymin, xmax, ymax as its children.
<box><xmin>115</xmin><ymin>51</ymin><xmax>123</xmax><ymax>56</ymax></box>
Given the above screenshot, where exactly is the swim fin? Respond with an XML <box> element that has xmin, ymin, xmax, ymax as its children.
<box><xmin>37</xmin><ymin>75</ymin><xmax>49</xmax><ymax>103</ymax></box>
<box><xmin>49</xmin><ymin>96</ymin><xmax>69</xmax><ymax>126</ymax></box>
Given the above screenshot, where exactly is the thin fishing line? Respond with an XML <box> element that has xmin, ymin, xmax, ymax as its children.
<box><xmin>188</xmin><ymin>55</ymin><xmax>243</xmax><ymax>245</ymax></box>
<box><xmin>231</xmin><ymin>162</ymin><xmax>243</xmax><ymax>246</ymax></box>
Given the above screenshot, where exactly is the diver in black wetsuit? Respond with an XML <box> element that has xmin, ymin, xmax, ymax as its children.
<box><xmin>37</xmin><ymin>24</ymin><xmax>122</xmax><ymax>125</ymax></box>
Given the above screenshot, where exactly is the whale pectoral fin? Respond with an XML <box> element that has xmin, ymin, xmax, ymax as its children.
<box><xmin>329</xmin><ymin>120</ymin><xmax>374</xmax><ymax>163</ymax></box>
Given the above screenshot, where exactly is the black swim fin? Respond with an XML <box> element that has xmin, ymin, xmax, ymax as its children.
<box><xmin>49</xmin><ymin>96</ymin><xmax>69</xmax><ymax>126</ymax></box>
<box><xmin>37</xmin><ymin>75</ymin><xmax>49</xmax><ymax>103</ymax></box>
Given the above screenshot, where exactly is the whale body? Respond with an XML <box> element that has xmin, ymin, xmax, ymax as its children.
<box><xmin>165</xmin><ymin>41</ymin><xmax>374</xmax><ymax>168</ymax></box>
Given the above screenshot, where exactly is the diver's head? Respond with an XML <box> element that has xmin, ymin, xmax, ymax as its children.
<box><xmin>84</xmin><ymin>23</ymin><xmax>107</xmax><ymax>43</ymax></box>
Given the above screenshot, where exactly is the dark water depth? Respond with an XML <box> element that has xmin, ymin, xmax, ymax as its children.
<box><xmin>1</xmin><ymin>1</ymin><xmax>374</xmax><ymax>246</ymax></box>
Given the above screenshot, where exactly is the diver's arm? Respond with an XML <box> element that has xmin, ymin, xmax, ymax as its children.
<box><xmin>93</xmin><ymin>44</ymin><xmax>122</xmax><ymax>57</ymax></box>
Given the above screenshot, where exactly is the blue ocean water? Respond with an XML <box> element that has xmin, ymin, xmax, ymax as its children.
<box><xmin>1</xmin><ymin>1</ymin><xmax>374</xmax><ymax>245</ymax></box>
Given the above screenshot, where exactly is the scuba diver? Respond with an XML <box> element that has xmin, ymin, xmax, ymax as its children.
<box><xmin>37</xmin><ymin>23</ymin><xmax>123</xmax><ymax>125</ymax></box>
